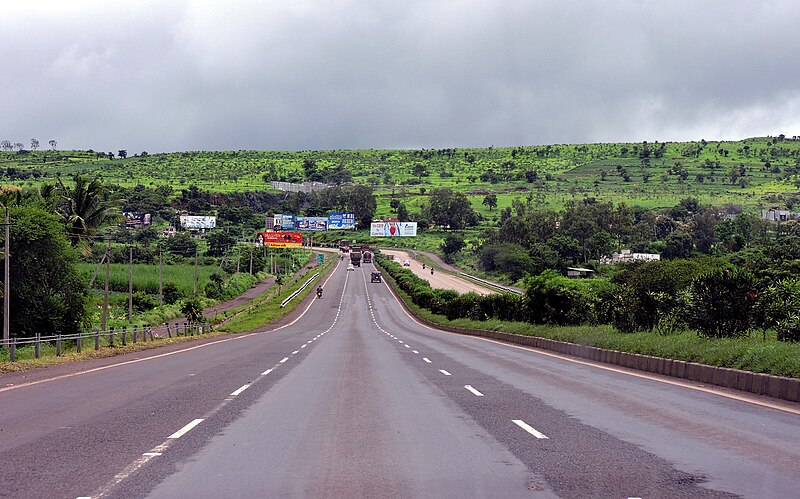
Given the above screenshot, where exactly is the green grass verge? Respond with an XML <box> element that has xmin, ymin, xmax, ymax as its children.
<box><xmin>216</xmin><ymin>259</ymin><xmax>335</xmax><ymax>334</ymax></box>
<box><xmin>378</xmin><ymin>263</ymin><xmax>800</xmax><ymax>379</ymax></box>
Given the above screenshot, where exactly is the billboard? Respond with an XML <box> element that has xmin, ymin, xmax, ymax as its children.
<box><xmin>370</xmin><ymin>221</ymin><xmax>418</xmax><ymax>237</ymax></box>
<box><xmin>180</xmin><ymin>215</ymin><xmax>216</xmax><ymax>229</ymax></box>
<box><xmin>256</xmin><ymin>231</ymin><xmax>303</xmax><ymax>248</ymax></box>
<box><xmin>123</xmin><ymin>212</ymin><xmax>151</xmax><ymax>228</ymax></box>
<box><xmin>272</xmin><ymin>214</ymin><xmax>295</xmax><ymax>230</ymax></box>
<box><xmin>328</xmin><ymin>212</ymin><xmax>356</xmax><ymax>230</ymax></box>
<box><xmin>296</xmin><ymin>216</ymin><xmax>329</xmax><ymax>231</ymax></box>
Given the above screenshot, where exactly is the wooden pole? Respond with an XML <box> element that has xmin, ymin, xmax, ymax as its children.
<box><xmin>3</xmin><ymin>205</ymin><xmax>9</xmax><ymax>347</ymax></box>
<box><xmin>102</xmin><ymin>244</ymin><xmax>109</xmax><ymax>333</ymax></box>
<box><xmin>128</xmin><ymin>245</ymin><xmax>133</xmax><ymax>322</ymax></box>
<box><xmin>158</xmin><ymin>247</ymin><xmax>163</xmax><ymax>307</ymax></box>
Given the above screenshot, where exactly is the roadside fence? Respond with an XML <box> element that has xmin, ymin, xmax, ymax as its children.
<box><xmin>5</xmin><ymin>321</ymin><xmax>210</xmax><ymax>362</ymax></box>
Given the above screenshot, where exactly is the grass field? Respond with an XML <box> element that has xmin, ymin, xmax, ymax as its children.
<box><xmin>77</xmin><ymin>262</ymin><xmax>218</xmax><ymax>295</ymax></box>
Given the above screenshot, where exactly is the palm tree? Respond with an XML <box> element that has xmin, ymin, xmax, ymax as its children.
<box><xmin>57</xmin><ymin>174</ymin><xmax>120</xmax><ymax>254</ymax></box>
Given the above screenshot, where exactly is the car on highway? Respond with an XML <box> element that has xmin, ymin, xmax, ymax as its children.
<box><xmin>403</xmin><ymin>259</ymin><xmax>411</xmax><ymax>266</ymax></box>
<box><xmin>347</xmin><ymin>263</ymin><xmax>355</xmax><ymax>271</ymax></box>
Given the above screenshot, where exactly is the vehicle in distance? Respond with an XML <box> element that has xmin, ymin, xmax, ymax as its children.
<box><xmin>371</xmin><ymin>271</ymin><xmax>382</xmax><ymax>282</ymax></box>
<box><xmin>350</xmin><ymin>247</ymin><xmax>362</xmax><ymax>267</ymax></box>
<box><xmin>347</xmin><ymin>263</ymin><xmax>355</xmax><ymax>271</ymax></box>
<box><xmin>403</xmin><ymin>259</ymin><xmax>411</xmax><ymax>266</ymax></box>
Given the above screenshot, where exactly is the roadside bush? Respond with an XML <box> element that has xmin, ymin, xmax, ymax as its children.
<box><xmin>761</xmin><ymin>276</ymin><xmax>800</xmax><ymax>342</ymax></box>
<box><xmin>525</xmin><ymin>270</ymin><xmax>613</xmax><ymax>326</ymax></box>
<box><xmin>610</xmin><ymin>259</ymin><xmax>718</xmax><ymax>333</ymax></box>
<box><xmin>132</xmin><ymin>291</ymin><xmax>157</xmax><ymax>312</ymax></box>
<box><xmin>685</xmin><ymin>269</ymin><xmax>756</xmax><ymax>338</ymax></box>
<box><xmin>162</xmin><ymin>281</ymin><xmax>183</xmax><ymax>305</ymax></box>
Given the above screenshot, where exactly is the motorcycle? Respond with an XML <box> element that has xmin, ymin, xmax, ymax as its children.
<box><xmin>430</xmin><ymin>268</ymin><xmax>434</xmax><ymax>275</ymax></box>
<box><xmin>316</xmin><ymin>287</ymin><xmax>323</xmax><ymax>299</ymax></box>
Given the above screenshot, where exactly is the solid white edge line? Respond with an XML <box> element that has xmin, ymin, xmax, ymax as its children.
<box><xmin>439</xmin><ymin>369</ymin><xmax>452</xmax><ymax>376</ymax></box>
<box><xmin>230</xmin><ymin>384</ymin><xmax>250</xmax><ymax>396</ymax></box>
<box><xmin>3</xmin><ymin>259</ymin><xmax>347</xmax><ymax>395</ymax></box>
<box><xmin>465</xmin><ymin>385</ymin><xmax>484</xmax><ymax>396</ymax></box>
<box><xmin>512</xmin><ymin>419</ymin><xmax>548</xmax><ymax>439</ymax></box>
<box><xmin>378</xmin><ymin>275</ymin><xmax>800</xmax><ymax>416</ymax></box>
<box><xmin>168</xmin><ymin>418</ymin><xmax>204</xmax><ymax>439</ymax></box>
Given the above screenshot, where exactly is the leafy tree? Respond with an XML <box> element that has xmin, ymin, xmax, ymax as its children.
<box><xmin>57</xmin><ymin>174</ymin><xmax>120</xmax><ymax>254</ymax></box>
<box><xmin>181</xmin><ymin>297</ymin><xmax>206</xmax><ymax>324</ymax></box>
<box><xmin>205</xmin><ymin>230</ymin><xmax>236</xmax><ymax>257</ymax></box>
<box><xmin>396</xmin><ymin>202</ymin><xmax>409</xmax><ymax>221</ymax></box>
<box><xmin>165</xmin><ymin>232</ymin><xmax>198</xmax><ymax>257</ymax></box>
<box><xmin>118</xmin><ymin>150</ymin><xmax>127</xmax><ymax>159</ymax></box>
<box><xmin>482</xmin><ymin>194</ymin><xmax>498</xmax><ymax>211</ymax></box>
<box><xmin>344</xmin><ymin>184</ymin><xmax>377</xmax><ymax>229</ymax></box>
<box><xmin>425</xmin><ymin>188</ymin><xmax>477</xmax><ymax>230</ymax></box>
<box><xmin>440</xmin><ymin>233</ymin><xmax>466</xmax><ymax>263</ymax></box>
<box><xmin>662</xmin><ymin>232</ymin><xmax>693</xmax><ymax>259</ymax></box>
<box><xmin>2</xmin><ymin>206</ymin><xmax>87</xmax><ymax>337</ymax></box>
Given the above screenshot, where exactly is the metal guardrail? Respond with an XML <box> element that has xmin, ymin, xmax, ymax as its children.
<box><xmin>4</xmin><ymin>322</ymin><xmax>208</xmax><ymax>362</ymax></box>
<box><xmin>280</xmin><ymin>272</ymin><xmax>320</xmax><ymax>308</ymax></box>
<box><xmin>458</xmin><ymin>272</ymin><xmax>523</xmax><ymax>295</ymax></box>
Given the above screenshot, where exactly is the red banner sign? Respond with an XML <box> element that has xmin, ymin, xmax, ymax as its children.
<box><xmin>256</xmin><ymin>231</ymin><xmax>303</xmax><ymax>248</ymax></box>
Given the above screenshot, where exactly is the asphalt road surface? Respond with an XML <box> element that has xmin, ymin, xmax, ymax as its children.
<box><xmin>381</xmin><ymin>249</ymin><xmax>495</xmax><ymax>295</ymax></box>
<box><xmin>1</xmin><ymin>259</ymin><xmax>799</xmax><ymax>498</ymax></box>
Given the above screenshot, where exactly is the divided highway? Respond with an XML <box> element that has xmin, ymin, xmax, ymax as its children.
<box><xmin>1</xmin><ymin>260</ymin><xmax>799</xmax><ymax>498</ymax></box>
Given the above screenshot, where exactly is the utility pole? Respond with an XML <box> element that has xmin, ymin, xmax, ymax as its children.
<box><xmin>249</xmin><ymin>246</ymin><xmax>253</xmax><ymax>275</ymax></box>
<box><xmin>128</xmin><ymin>245</ymin><xmax>133</xmax><ymax>322</ymax></box>
<box><xmin>158</xmin><ymin>247</ymin><xmax>163</xmax><ymax>307</ymax></box>
<box><xmin>236</xmin><ymin>244</ymin><xmax>240</xmax><ymax>287</ymax></box>
<box><xmin>102</xmin><ymin>243</ymin><xmax>110</xmax><ymax>333</ymax></box>
<box><xmin>193</xmin><ymin>246</ymin><xmax>198</xmax><ymax>295</ymax></box>
<box><xmin>3</xmin><ymin>205</ymin><xmax>9</xmax><ymax>347</ymax></box>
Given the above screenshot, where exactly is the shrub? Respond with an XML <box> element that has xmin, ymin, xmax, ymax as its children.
<box><xmin>162</xmin><ymin>281</ymin><xmax>183</xmax><ymax>305</ymax></box>
<box><xmin>685</xmin><ymin>269</ymin><xmax>756</xmax><ymax>338</ymax></box>
<box><xmin>761</xmin><ymin>277</ymin><xmax>800</xmax><ymax>342</ymax></box>
<box><xmin>132</xmin><ymin>291</ymin><xmax>157</xmax><ymax>312</ymax></box>
<box><xmin>525</xmin><ymin>270</ymin><xmax>613</xmax><ymax>326</ymax></box>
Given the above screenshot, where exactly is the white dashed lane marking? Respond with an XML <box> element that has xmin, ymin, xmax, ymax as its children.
<box><xmin>439</xmin><ymin>370</ymin><xmax>452</xmax><ymax>376</ymax></box>
<box><xmin>423</xmin><ymin>358</ymin><xmax>432</xmax><ymax>363</ymax></box>
<box><xmin>465</xmin><ymin>385</ymin><xmax>484</xmax><ymax>397</ymax></box>
<box><xmin>512</xmin><ymin>419</ymin><xmax>548</xmax><ymax>439</ymax></box>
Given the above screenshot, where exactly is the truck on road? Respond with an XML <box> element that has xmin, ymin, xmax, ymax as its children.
<box><xmin>350</xmin><ymin>248</ymin><xmax>362</xmax><ymax>267</ymax></box>
<box><xmin>362</xmin><ymin>244</ymin><xmax>372</xmax><ymax>264</ymax></box>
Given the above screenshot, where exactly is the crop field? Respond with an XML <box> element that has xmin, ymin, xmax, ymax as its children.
<box><xmin>2</xmin><ymin>136</ymin><xmax>799</xmax><ymax>215</ymax></box>
<box><xmin>77</xmin><ymin>262</ymin><xmax>219</xmax><ymax>295</ymax></box>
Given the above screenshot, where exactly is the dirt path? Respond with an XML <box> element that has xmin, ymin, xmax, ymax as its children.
<box><xmin>381</xmin><ymin>249</ymin><xmax>495</xmax><ymax>295</ymax></box>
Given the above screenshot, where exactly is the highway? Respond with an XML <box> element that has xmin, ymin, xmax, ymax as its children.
<box><xmin>1</xmin><ymin>259</ymin><xmax>799</xmax><ymax>498</ymax></box>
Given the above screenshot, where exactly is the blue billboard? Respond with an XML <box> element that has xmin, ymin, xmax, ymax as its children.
<box><xmin>296</xmin><ymin>216</ymin><xmax>328</xmax><ymax>231</ymax></box>
<box><xmin>328</xmin><ymin>212</ymin><xmax>356</xmax><ymax>230</ymax></box>
<box><xmin>273</xmin><ymin>214</ymin><xmax>295</xmax><ymax>230</ymax></box>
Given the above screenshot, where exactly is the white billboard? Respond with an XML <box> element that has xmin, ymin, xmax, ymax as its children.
<box><xmin>370</xmin><ymin>221</ymin><xmax>418</xmax><ymax>237</ymax></box>
<box><xmin>180</xmin><ymin>215</ymin><xmax>216</xmax><ymax>229</ymax></box>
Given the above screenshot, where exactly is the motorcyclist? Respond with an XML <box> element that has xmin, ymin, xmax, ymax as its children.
<box><xmin>430</xmin><ymin>268</ymin><xmax>434</xmax><ymax>275</ymax></box>
<box><xmin>422</xmin><ymin>263</ymin><xmax>426</xmax><ymax>269</ymax></box>
<box><xmin>316</xmin><ymin>286</ymin><xmax>323</xmax><ymax>298</ymax></box>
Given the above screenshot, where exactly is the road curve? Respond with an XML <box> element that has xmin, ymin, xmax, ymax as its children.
<box><xmin>0</xmin><ymin>259</ymin><xmax>798</xmax><ymax>498</ymax></box>
<box><xmin>381</xmin><ymin>249</ymin><xmax>495</xmax><ymax>295</ymax></box>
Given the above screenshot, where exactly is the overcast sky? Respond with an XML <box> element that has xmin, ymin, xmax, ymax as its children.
<box><xmin>2</xmin><ymin>0</ymin><xmax>799</xmax><ymax>153</ymax></box>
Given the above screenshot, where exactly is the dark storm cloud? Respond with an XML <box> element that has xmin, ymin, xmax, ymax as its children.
<box><xmin>2</xmin><ymin>0</ymin><xmax>799</xmax><ymax>153</ymax></box>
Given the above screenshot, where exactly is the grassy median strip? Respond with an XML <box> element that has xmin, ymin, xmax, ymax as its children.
<box><xmin>379</xmin><ymin>264</ymin><xmax>800</xmax><ymax>379</ymax></box>
<box><xmin>216</xmin><ymin>259</ymin><xmax>335</xmax><ymax>334</ymax></box>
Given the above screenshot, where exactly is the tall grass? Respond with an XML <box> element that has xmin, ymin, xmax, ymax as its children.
<box><xmin>78</xmin><ymin>262</ymin><xmax>218</xmax><ymax>295</ymax></box>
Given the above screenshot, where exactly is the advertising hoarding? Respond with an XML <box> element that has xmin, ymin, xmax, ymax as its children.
<box><xmin>370</xmin><ymin>221</ymin><xmax>418</xmax><ymax>237</ymax></box>
<box><xmin>180</xmin><ymin>215</ymin><xmax>216</xmax><ymax>229</ymax></box>
<box><xmin>255</xmin><ymin>231</ymin><xmax>303</xmax><ymax>248</ymax></box>
<box><xmin>272</xmin><ymin>214</ymin><xmax>295</xmax><ymax>230</ymax></box>
<box><xmin>296</xmin><ymin>216</ymin><xmax>328</xmax><ymax>231</ymax></box>
<box><xmin>123</xmin><ymin>212</ymin><xmax>151</xmax><ymax>228</ymax></box>
<box><xmin>328</xmin><ymin>212</ymin><xmax>356</xmax><ymax>230</ymax></box>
